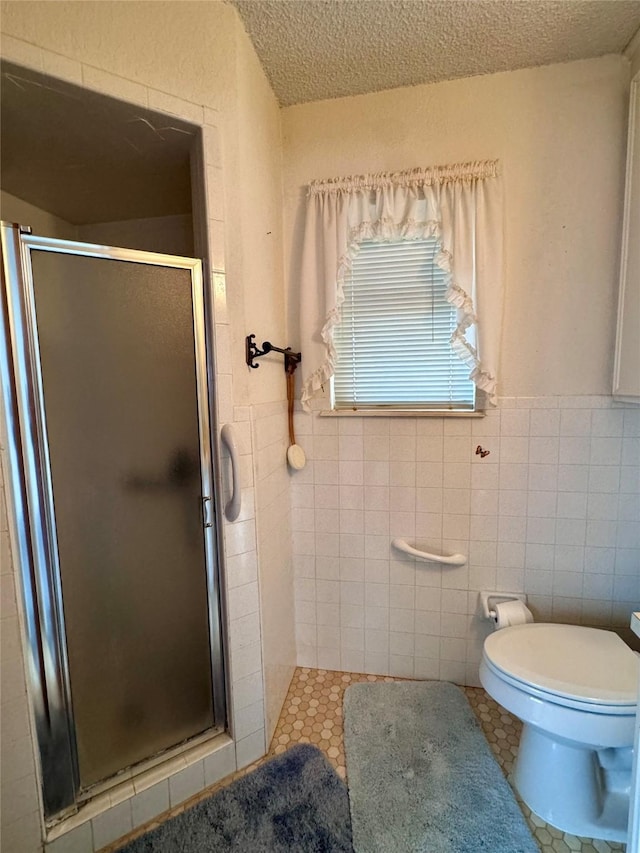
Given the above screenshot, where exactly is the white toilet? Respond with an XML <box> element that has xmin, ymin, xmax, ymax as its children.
<box><xmin>480</xmin><ymin>623</ymin><xmax>638</xmax><ymax>843</ymax></box>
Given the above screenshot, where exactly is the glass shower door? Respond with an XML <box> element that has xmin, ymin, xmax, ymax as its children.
<box><xmin>1</xmin><ymin>226</ymin><xmax>225</xmax><ymax>810</ymax></box>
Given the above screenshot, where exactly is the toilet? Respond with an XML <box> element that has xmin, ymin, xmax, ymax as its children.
<box><xmin>480</xmin><ymin>623</ymin><xmax>638</xmax><ymax>843</ymax></box>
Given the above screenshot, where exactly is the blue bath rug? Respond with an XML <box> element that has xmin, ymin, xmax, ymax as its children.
<box><xmin>344</xmin><ymin>681</ymin><xmax>537</xmax><ymax>853</ymax></box>
<box><xmin>118</xmin><ymin>743</ymin><xmax>354</xmax><ymax>852</ymax></box>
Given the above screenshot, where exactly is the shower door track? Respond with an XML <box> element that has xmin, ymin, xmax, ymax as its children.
<box><xmin>0</xmin><ymin>223</ymin><xmax>227</xmax><ymax>821</ymax></box>
<box><xmin>73</xmin><ymin>726</ymin><xmax>229</xmax><ymax>811</ymax></box>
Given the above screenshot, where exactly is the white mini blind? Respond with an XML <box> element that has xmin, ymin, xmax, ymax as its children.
<box><xmin>333</xmin><ymin>239</ymin><xmax>475</xmax><ymax>409</ymax></box>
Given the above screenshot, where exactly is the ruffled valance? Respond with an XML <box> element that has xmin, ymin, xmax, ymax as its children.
<box><xmin>298</xmin><ymin>160</ymin><xmax>503</xmax><ymax>411</ymax></box>
<box><xmin>307</xmin><ymin>160</ymin><xmax>499</xmax><ymax>194</ymax></box>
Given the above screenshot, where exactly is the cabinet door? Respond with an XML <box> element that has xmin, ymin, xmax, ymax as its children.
<box><xmin>613</xmin><ymin>77</ymin><xmax>640</xmax><ymax>403</ymax></box>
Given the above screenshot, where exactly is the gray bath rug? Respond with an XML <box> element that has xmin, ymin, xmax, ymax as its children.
<box><xmin>343</xmin><ymin>681</ymin><xmax>537</xmax><ymax>853</ymax></box>
<box><xmin>118</xmin><ymin>743</ymin><xmax>354</xmax><ymax>852</ymax></box>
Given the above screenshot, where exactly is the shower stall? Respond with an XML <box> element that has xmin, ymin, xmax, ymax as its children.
<box><xmin>0</xmin><ymin>223</ymin><xmax>226</xmax><ymax>819</ymax></box>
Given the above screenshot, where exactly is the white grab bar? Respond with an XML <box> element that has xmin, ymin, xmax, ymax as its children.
<box><xmin>392</xmin><ymin>538</ymin><xmax>467</xmax><ymax>566</ymax></box>
<box><xmin>220</xmin><ymin>423</ymin><xmax>241</xmax><ymax>522</ymax></box>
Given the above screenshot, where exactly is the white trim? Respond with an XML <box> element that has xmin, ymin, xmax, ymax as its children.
<box><xmin>613</xmin><ymin>72</ymin><xmax>640</xmax><ymax>403</ymax></box>
<box><xmin>319</xmin><ymin>408</ymin><xmax>484</xmax><ymax>418</ymax></box>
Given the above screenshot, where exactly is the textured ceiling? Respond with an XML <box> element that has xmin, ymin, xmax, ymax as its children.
<box><xmin>229</xmin><ymin>0</ymin><xmax>640</xmax><ymax>106</ymax></box>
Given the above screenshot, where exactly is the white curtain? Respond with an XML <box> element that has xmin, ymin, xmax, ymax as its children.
<box><xmin>298</xmin><ymin>160</ymin><xmax>503</xmax><ymax>411</ymax></box>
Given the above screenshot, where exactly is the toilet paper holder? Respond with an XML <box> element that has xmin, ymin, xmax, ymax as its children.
<box><xmin>479</xmin><ymin>591</ymin><xmax>529</xmax><ymax>621</ymax></box>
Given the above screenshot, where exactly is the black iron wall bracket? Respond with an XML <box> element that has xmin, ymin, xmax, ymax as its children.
<box><xmin>246</xmin><ymin>334</ymin><xmax>302</xmax><ymax>373</ymax></box>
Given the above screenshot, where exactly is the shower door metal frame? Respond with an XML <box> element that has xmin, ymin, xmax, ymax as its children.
<box><xmin>0</xmin><ymin>222</ymin><xmax>226</xmax><ymax>819</ymax></box>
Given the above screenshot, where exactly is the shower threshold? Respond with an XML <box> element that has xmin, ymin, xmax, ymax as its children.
<box><xmin>46</xmin><ymin>727</ymin><xmax>231</xmax><ymax>843</ymax></box>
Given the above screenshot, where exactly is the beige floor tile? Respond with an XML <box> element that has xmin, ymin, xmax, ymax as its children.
<box><xmin>106</xmin><ymin>668</ymin><xmax>627</xmax><ymax>853</ymax></box>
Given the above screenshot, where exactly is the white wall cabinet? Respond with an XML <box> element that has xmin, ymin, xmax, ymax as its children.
<box><xmin>614</xmin><ymin>75</ymin><xmax>640</xmax><ymax>403</ymax></box>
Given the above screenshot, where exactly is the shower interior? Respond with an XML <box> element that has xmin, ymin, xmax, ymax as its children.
<box><xmin>0</xmin><ymin>62</ymin><xmax>227</xmax><ymax>821</ymax></box>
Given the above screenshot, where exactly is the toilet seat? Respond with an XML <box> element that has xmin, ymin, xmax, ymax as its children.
<box><xmin>481</xmin><ymin>657</ymin><xmax>635</xmax><ymax>717</ymax></box>
<box><xmin>483</xmin><ymin>623</ymin><xmax>637</xmax><ymax>707</ymax></box>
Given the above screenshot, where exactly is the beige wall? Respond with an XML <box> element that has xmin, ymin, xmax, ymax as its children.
<box><xmin>231</xmin><ymin>22</ymin><xmax>288</xmax><ymax>407</ymax></box>
<box><xmin>628</xmin><ymin>28</ymin><xmax>640</xmax><ymax>79</ymax></box>
<box><xmin>1</xmin><ymin>191</ymin><xmax>78</xmax><ymax>240</ymax></box>
<box><xmin>232</xmin><ymin>20</ymin><xmax>295</xmax><ymax>743</ymax></box>
<box><xmin>0</xmin><ymin>0</ymin><xmax>237</xmax><ymax>114</ymax></box>
<box><xmin>78</xmin><ymin>215</ymin><xmax>194</xmax><ymax>255</ymax></box>
<box><xmin>283</xmin><ymin>56</ymin><xmax>639</xmax><ymax>682</ymax></box>
<box><xmin>282</xmin><ymin>55</ymin><xmax>629</xmax><ymax>398</ymax></box>
<box><xmin>0</xmin><ymin>196</ymin><xmax>196</xmax><ymax>255</ymax></box>
<box><xmin>0</xmin><ymin>2</ymin><xmax>292</xmax><ymax>850</ymax></box>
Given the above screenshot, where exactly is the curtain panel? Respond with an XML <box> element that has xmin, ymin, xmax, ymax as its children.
<box><xmin>298</xmin><ymin>160</ymin><xmax>504</xmax><ymax>412</ymax></box>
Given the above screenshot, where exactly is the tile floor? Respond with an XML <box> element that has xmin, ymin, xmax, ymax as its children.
<box><xmin>108</xmin><ymin>668</ymin><xmax>627</xmax><ymax>853</ymax></box>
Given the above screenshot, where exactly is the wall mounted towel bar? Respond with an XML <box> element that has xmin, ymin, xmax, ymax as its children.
<box><xmin>246</xmin><ymin>334</ymin><xmax>301</xmax><ymax>373</ymax></box>
<box><xmin>392</xmin><ymin>538</ymin><xmax>467</xmax><ymax>566</ymax></box>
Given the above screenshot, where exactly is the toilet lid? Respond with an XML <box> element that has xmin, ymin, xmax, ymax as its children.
<box><xmin>484</xmin><ymin>623</ymin><xmax>638</xmax><ymax>705</ymax></box>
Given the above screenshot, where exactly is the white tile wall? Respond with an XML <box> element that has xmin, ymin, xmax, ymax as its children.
<box><xmin>291</xmin><ymin>397</ymin><xmax>640</xmax><ymax>685</ymax></box>
<box><xmin>130</xmin><ymin>781</ymin><xmax>169</xmax><ymax>828</ymax></box>
<box><xmin>91</xmin><ymin>801</ymin><xmax>133</xmax><ymax>850</ymax></box>
<box><xmin>45</xmin><ymin>822</ymin><xmax>93</xmax><ymax>853</ymax></box>
<box><xmin>250</xmin><ymin>400</ymin><xmax>296</xmax><ymax>744</ymax></box>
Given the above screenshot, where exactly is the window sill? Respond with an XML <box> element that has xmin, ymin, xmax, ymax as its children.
<box><xmin>319</xmin><ymin>409</ymin><xmax>485</xmax><ymax>418</ymax></box>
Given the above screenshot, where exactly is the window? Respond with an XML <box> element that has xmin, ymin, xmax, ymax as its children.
<box><xmin>298</xmin><ymin>161</ymin><xmax>502</xmax><ymax>413</ymax></box>
<box><xmin>333</xmin><ymin>238</ymin><xmax>476</xmax><ymax>411</ymax></box>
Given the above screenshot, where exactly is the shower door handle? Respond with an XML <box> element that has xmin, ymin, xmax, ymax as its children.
<box><xmin>202</xmin><ymin>496</ymin><xmax>213</xmax><ymax>528</ymax></box>
<box><xmin>220</xmin><ymin>423</ymin><xmax>241</xmax><ymax>522</ymax></box>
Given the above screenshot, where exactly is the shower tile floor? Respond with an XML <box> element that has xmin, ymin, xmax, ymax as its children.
<box><xmin>109</xmin><ymin>668</ymin><xmax>627</xmax><ymax>853</ymax></box>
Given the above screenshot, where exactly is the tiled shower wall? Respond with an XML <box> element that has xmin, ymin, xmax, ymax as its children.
<box><xmin>218</xmin><ymin>399</ymin><xmax>295</xmax><ymax>750</ymax></box>
<box><xmin>291</xmin><ymin>396</ymin><xmax>640</xmax><ymax>685</ymax></box>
